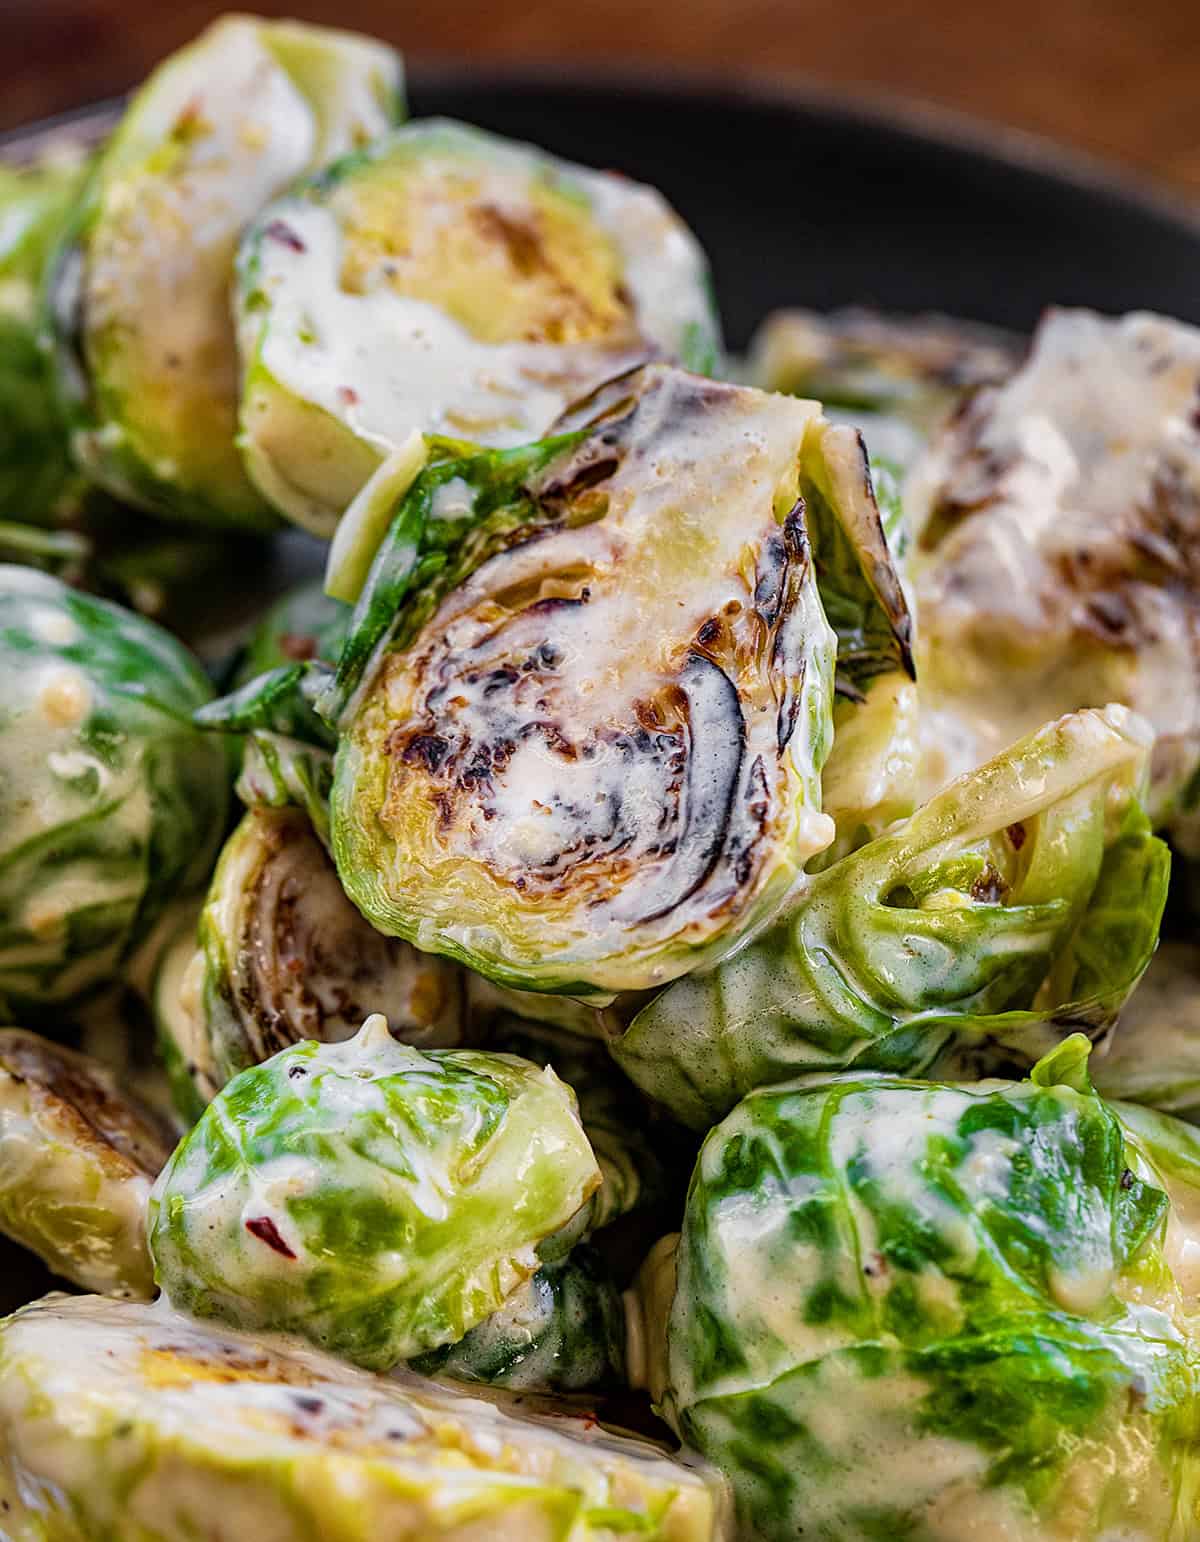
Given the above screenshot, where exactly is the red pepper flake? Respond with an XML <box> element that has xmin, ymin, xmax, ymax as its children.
<box><xmin>263</xmin><ymin>220</ymin><xmax>307</xmax><ymax>253</ymax></box>
<box><xmin>337</xmin><ymin>385</ymin><xmax>360</xmax><ymax>407</ymax></box>
<box><xmin>246</xmin><ymin>1216</ymin><xmax>296</xmax><ymax>1258</ymax></box>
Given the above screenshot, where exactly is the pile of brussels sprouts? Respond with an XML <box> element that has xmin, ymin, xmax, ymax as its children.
<box><xmin>3</xmin><ymin>15</ymin><xmax>1200</xmax><ymax>1541</ymax></box>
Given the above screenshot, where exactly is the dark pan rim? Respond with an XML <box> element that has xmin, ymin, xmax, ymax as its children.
<box><xmin>3</xmin><ymin>62</ymin><xmax>1199</xmax><ymax>246</ymax></box>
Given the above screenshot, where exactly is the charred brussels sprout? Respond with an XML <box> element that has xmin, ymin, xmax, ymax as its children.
<box><xmin>909</xmin><ymin>308</ymin><xmax>1200</xmax><ymax>826</ymax></box>
<box><xmin>0</xmin><ymin>1294</ymin><xmax>729</xmax><ymax>1542</ymax></box>
<box><xmin>639</xmin><ymin>1039</ymin><xmax>1200</xmax><ymax>1541</ymax></box>
<box><xmin>612</xmin><ymin>706</ymin><xmax>1169</xmax><ymax>1127</ymax></box>
<box><xmin>412</xmin><ymin>1245</ymin><xmax>626</xmax><ymax>1393</ymax></box>
<box><xmin>0</xmin><ymin>566</ymin><xmax>229</xmax><ymax>1018</ymax></box>
<box><xmin>164</xmin><ymin>805</ymin><xmax>464</xmax><ymax>1105</ymax></box>
<box><xmin>0</xmin><ymin>1029</ymin><xmax>173</xmax><ymax>1297</ymax></box>
<box><xmin>149</xmin><ymin>1015</ymin><xmax>601</xmax><ymax>1368</ymax></box>
<box><xmin>45</xmin><ymin>15</ymin><xmax>402</xmax><ymax>529</ymax></box>
<box><xmin>748</xmin><ymin>306</ymin><xmax>1017</xmax><ymax>473</ymax></box>
<box><xmin>235</xmin><ymin>119</ymin><xmax>721</xmax><ymax>534</ymax></box>
<box><xmin>0</xmin><ymin>151</ymin><xmax>90</xmax><ymax>525</ymax></box>
<box><xmin>328</xmin><ymin>365</ymin><xmax>841</xmax><ymax>997</ymax></box>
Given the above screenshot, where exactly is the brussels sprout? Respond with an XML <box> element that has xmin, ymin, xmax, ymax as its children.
<box><xmin>611</xmin><ymin>706</ymin><xmax>1169</xmax><ymax>1126</ymax></box>
<box><xmin>164</xmin><ymin>805</ymin><xmax>464</xmax><ymax>1106</ymax></box>
<box><xmin>0</xmin><ymin>1294</ymin><xmax>730</xmax><ymax>1542</ymax></box>
<box><xmin>0</xmin><ymin>565</ymin><xmax>229</xmax><ymax>1018</ymax></box>
<box><xmin>150</xmin><ymin>903</ymin><xmax>218</xmax><ymax>1125</ymax></box>
<box><xmin>412</xmin><ymin>1245</ymin><xmax>626</xmax><ymax>1393</ymax></box>
<box><xmin>818</xmin><ymin>673</ymin><xmax>921</xmax><ymax>862</ymax></box>
<box><xmin>1092</xmin><ymin>942</ymin><xmax>1200</xmax><ymax>1121</ymax></box>
<box><xmin>325</xmin><ymin>365</ymin><xmax>842</xmax><ymax>998</ymax></box>
<box><xmin>0</xmin><ymin>151</ymin><xmax>91</xmax><ymax>526</ymax></box>
<box><xmin>44</xmin><ymin>15</ymin><xmax>403</xmax><ymax>529</ymax></box>
<box><xmin>747</xmin><ymin>306</ymin><xmax>1017</xmax><ymax>473</ymax></box>
<box><xmin>235</xmin><ymin>576</ymin><xmax>352</xmax><ymax>682</ymax></box>
<box><xmin>638</xmin><ymin>1039</ymin><xmax>1200</xmax><ymax>1541</ymax></box>
<box><xmin>909</xmin><ymin>308</ymin><xmax>1200</xmax><ymax>824</ymax></box>
<box><xmin>0</xmin><ymin>1029</ymin><xmax>172</xmax><ymax>1297</ymax></box>
<box><xmin>482</xmin><ymin>1016</ymin><xmax>669</xmax><ymax>1236</ymax></box>
<box><xmin>149</xmin><ymin>1014</ymin><xmax>601</xmax><ymax>1368</ymax></box>
<box><xmin>235</xmin><ymin>118</ymin><xmax>722</xmax><ymax>535</ymax></box>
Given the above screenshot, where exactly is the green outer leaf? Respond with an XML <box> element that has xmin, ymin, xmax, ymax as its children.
<box><xmin>612</xmin><ymin>707</ymin><xmax>1164</xmax><ymax>1127</ymax></box>
<box><xmin>148</xmin><ymin>1016</ymin><xmax>601</xmax><ymax>1368</ymax></box>
<box><xmin>411</xmin><ymin>1245</ymin><xmax>626</xmax><ymax>1393</ymax></box>
<box><xmin>663</xmin><ymin>1060</ymin><xmax>1196</xmax><ymax>1541</ymax></box>
<box><xmin>0</xmin><ymin>565</ymin><xmax>229</xmax><ymax>1019</ymax></box>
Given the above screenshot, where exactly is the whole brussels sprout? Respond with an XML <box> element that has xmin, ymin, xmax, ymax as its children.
<box><xmin>908</xmin><ymin>308</ymin><xmax>1200</xmax><ymax>830</ymax></box>
<box><xmin>235</xmin><ymin>118</ymin><xmax>722</xmax><ymax>535</ymax></box>
<box><xmin>0</xmin><ymin>151</ymin><xmax>91</xmax><ymax>526</ymax></box>
<box><xmin>0</xmin><ymin>1029</ymin><xmax>173</xmax><ymax>1297</ymax></box>
<box><xmin>149</xmin><ymin>1014</ymin><xmax>601</xmax><ymax>1368</ymax></box>
<box><xmin>611</xmin><ymin>705</ymin><xmax>1169</xmax><ymax>1126</ymax></box>
<box><xmin>161</xmin><ymin>804</ymin><xmax>465</xmax><ymax>1111</ymax></box>
<box><xmin>412</xmin><ymin>1244</ymin><xmax>626</xmax><ymax>1394</ymax></box>
<box><xmin>44</xmin><ymin>15</ymin><xmax>403</xmax><ymax>529</ymax></box>
<box><xmin>1093</xmin><ymin>941</ymin><xmax>1200</xmax><ymax>1122</ymax></box>
<box><xmin>324</xmin><ymin>365</ymin><xmax>853</xmax><ymax>998</ymax></box>
<box><xmin>635</xmin><ymin>1037</ymin><xmax>1200</xmax><ymax>1541</ymax></box>
<box><xmin>747</xmin><ymin>306</ymin><xmax>1017</xmax><ymax>474</ymax></box>
<box><xmin>0</xmin><ymin>1293</ymin><xmax>729</xmax><ymax>1542</ymax></box>
<box><xmin>0</xmin><ymin>565</ymin><xmax>229</xmax><ymax>1018</ymax></box>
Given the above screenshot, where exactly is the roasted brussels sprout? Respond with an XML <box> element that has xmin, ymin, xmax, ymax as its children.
<box><xmin>412</xmin><ymin>1245</ymin><xmax>626</xmax><ymax>1393</ymax></box>
<box><xmin>44</xmin><ymin>15</ymin><xmax>403</xmax><ymax>528</ymax></box>
<box><xmin>910</xmin><ymin>308</ymin><xmax>1200</xmax><ymax>826</ymax></box>
<box><xmin>149</xmin><ymin>1014</ymin><xmax>601</xmax><ymax>1368</ymax></box>
<box><xmin>326</xmin><ymin>365</ymin><xmax>844</xmax><ymax>997</ymax></box>
<box><xmin>1093</xmin><ymin>942</ymin><xmax>1200</xmax><ymax>1121</ymax></box>
<box><xmin>634</xmin><ymin>1038</ymin><xmax>1200</xmax><ymax>1541</ymax></box>
<box><xmin>0</xmin><ymin>1294</ymin><xmax>730</xmax><ymax>1542</ymax></box>
<box><xmin>0</xmin><ymin>1029</ymin><xmax>173</xmax><ymax>1297</ymax></box>
<box><xmin>0</xmin><ymin>150</ymin><xmax>90</xmax><ymax>525</ymax></box>
<box><xmin>611</xmin><ymin>706</ymin><xmax>1169</xmax><ymax>1126</ymax></box>
<box><xmin>748</xmin><ymin>306</ymin><xmax>1017</xmax><ymax>473</ymax></box>
<box><xmin>236</xmin><ymin>119</ymin><xmax>722</xmax><ymax>535</ymax></box>
<box><xmin>161</xmin><ymin>805</ymin><xmax>464</xmax><ymax>1107</ymax></box>
<box><xmin>0</xmin><ymin>566</ymin><xmax>229</xmax><ymax>1018</ymax></box>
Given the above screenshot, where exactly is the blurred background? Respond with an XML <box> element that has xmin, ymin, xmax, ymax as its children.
<box><xmin>5</xmin><ymin>0</ymin><xmax>1200</xmax><ymax>197</ymax></box>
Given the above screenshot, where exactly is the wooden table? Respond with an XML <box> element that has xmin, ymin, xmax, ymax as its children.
<box><xmin>7</xmin><ymin>0</ymin><xmax>1200</xmax><ymax>197</ymax></box>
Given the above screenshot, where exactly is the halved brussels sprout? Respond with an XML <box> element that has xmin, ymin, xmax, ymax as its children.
<box><xmin>150</xmin><ymin>903</ymin><xmax>218</xmax><ymax>1125</ymax></box>
<box><xmin>329</xmin><ymin>365</ymin><xmax>842</xmax><ymax>997</ymax></box>
<box><xmin>235</xmin><ymin>119</ymin><xmax>722</xmax><ymax>534</ymax></box>
<box><xmin>909</xmin><ymin>308</ymin><xmax>1200</xmax><ymax>823</ymax></box>
<box><xmin>149</xmin><ymin>1014</ymin><xmax>601</xmax><ymax>1368</ymax></box>
<box><xmin>1093</xmin><ymin>942</ymin><xmax>1200</xmax><ymax>1121</ymax></box>
<box><xmin>0</xmin><ymin>1294</ymin><xmax>730</xmax><ymax>1542</ymax></box>
<box><xmin>412</xmin><ymin>1245</ymin><xmax>626</xmax><ymax>1394</ymax></box>
<box><xmin>0</xmin><ymin>565</ymin><xmax>229</xmax><ymax>1019</ymax></box>
<box><xmin>0</xmin><ymin>150</ymin><xmax>91</xmax><ymax>525</ymax></box>
<box><xmin>164</xmin><ymin>805</ymin><xmax>464</xmax><ymax>1104</ymax></box>
<box><xmin>0</xmin><ymin>1029</ymin><xmax>172</xmax><ymax>1297</ymax></box>
<box><xmin>639</xmin><ymin>1039</ymin><xmax>1200</xmax><ymax>1541</ymax></box>
<box><xmin>44</xmin><ymin>15</ymin><xmax>403</xmax><ymax>528</ymax></box>
<box><xmin>747</xmin><ymin>306</ymin><xmax>1017</xmax><ymax>473</ymax></box>
<box><xmin>611</xmin><ymin>706</ymin><xmax>1169</xmax><ymax>1126</ymax></box>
